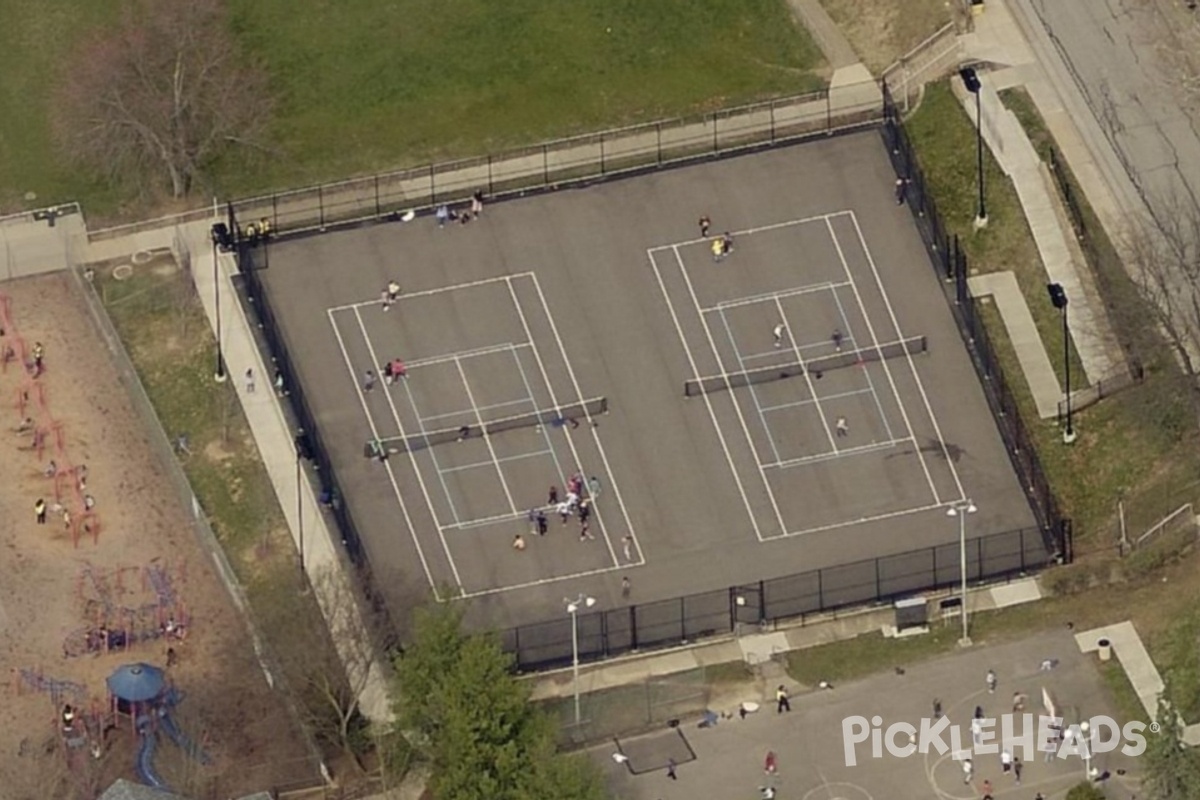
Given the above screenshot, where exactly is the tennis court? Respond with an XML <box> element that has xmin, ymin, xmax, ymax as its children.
<box><xmin>649</xmin><ymin>211</ymin><xmax>964</xmax><ymax>539</ymax></box>
<box><xmin>328</xmin><ymin>272</ymin><xmax>639</xmax><ymax>599</ymax></box>
<box><xmin>251</xmin><ymin>130</ymin><xmax>1038</xmax><ymax>634</ymax></box>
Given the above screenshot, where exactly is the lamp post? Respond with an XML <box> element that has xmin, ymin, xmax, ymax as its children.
<box><xmin>1079</xmin><ymin>719</ymin><xmax>1097</xmax><ymax>779</ymax></box>
<box><xmin>565</xmin><ymin>594</ymin><xmax>596</xmax><ymax>726</ymax></box>
<box><xmin>947</xmin><ymin>500</ymin><xmax>977</xmax><ymax>646</ymax></box>
<box><xmin>1048</xmin><ymin>283</ymin><xmax>1076</xmax><ymax>443</ymax></box>
<box><xmin>959</xmin><ymin>67</ymin><xmax>987</xmax><ymax>228</ymax></box>
<box><xmin>209</xmin><ymin>225</ymin><xmax>228</xmax><ymax>383</ymax></box>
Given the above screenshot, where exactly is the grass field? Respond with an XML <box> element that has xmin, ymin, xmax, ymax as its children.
<box><xmin>0</xmin><ymin>0</ymin><xmax>825</xmax><ymax>217</ymax></box>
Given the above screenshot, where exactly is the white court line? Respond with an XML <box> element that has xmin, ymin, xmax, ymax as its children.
<box><xmin>647</xmin><ymin>210</ymin><xmax>849</xmax><ymax>253</ymax></box>
<box><xmin>454</xmin><ymin>355</ymin><xmax>517</xmax><ymax>515</ymax></box>
<box><xmin>738</xmin><ymin>336</ymin><xmax>843</xmax><ymax>363</ymax></box>
<box><xmin>761</xmin><ymin>437</ymin><xmax>911</xmax><ymax>469</ymax></box>
<box><xmin>458</xmin><ymin>561</ymin><xmax>634</xmax><ymax>599</ymax></box>
<box><xmin>327</xmin><ymin>272</ymin><xmax>535</xmax><ymax>313</ymax></box>
<box><xmin>672</xmin><ymin>245</ymin><xmax>788</xmax><ymax>540</ymax></box>
<box><xmin>768</xmin><ymin>501</ymin><xmax>955</xmax><ymax>539</ymax></box>
<box><xmin>705</xmin><ymin>280</ymin><xmax>850</xmax><ymax>312</ymax></box>
<box><xmin>396</xmin><ymin>371</ymin><xmax>465</xmax><ymax>525</ymax></box>
<box><xmin>418</xmin><ymin>397</ymin><xmax>532</xmax><ymax>424</ymax></box>
<box><xmin>647</xmin><ymin>249</ymin><xmax>763</xmax><ymax>542</ymax></box>
<box><xmin>829</xmin><ymin>284</ymin><xmax>898</xmax><ymax>441</ymax></box>
<box><xmin>402</xmin><ymin>342</ymin><xmax>529</xmax><ymax>370</ymax></box>
<box><xmin>825</xmin><ymin>216</ymin><xmax>939</xmax><ymax>504</ymax></box>
<box><xmin>715</xmin><ymin>307</ymin><xmax>783</xmax><ymax>464</ymax></box>
<box><xmin>848</xmin><ymin>211</ymin><xmax>966</xmax><ymax>500</ymax></box>
<box><xmin>436</xmin><ymin>449</ymin><xmax>553</xmax><ymax>475</ymax></box>
<box><xmin>507</xmin><ymin>341</ymin><xmax>571</xmax><ymax>488</ymax></box>
<box><xmin>527</xmin><ymin>273</ymin><xmax>642</xmax><ymax>565</ymax></box>
<box><xmin>351</xmin><ymin>307</ymin><xmax>465</xmax><ymax>589</ymax></box>
<box><xmin>774</xmin><ymin>294</ymin><xmax>838</xmax><ymax>452</ymax></box>
<box><xmin>759</xmin><ymin>386</ymin><xmax>876</xmax><ymax>413</ymax></box>
<box><xmin>326</xmin><ymin>309</ymin><xmax>446</xmax><ymax>599</ymax></box>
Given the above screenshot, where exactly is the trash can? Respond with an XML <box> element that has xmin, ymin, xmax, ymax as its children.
<box><xmin>1097</xmin><ymin>638</ymin><xmax>1112</xmax><ymax>662</ymax></box>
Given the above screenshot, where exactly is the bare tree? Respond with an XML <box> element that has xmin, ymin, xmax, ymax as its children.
<box><xmin>1130</xmin><ymin>0</ymin><xmax>1200</xmax><ymax>118</ymax></box>
<box><xmin>52</xmin><ymin>0</ymin><xmax>272</xmax><ymax>199</ymax></box>
<box><xmin>260</xmin><ymin>567</ymin><xmax>383</xmax><ymax>771</ymax></box>
<box><xmin>1120</xmin><ymin>198</ymin><xmax>1200</xmax><ymax>423</ymax></box>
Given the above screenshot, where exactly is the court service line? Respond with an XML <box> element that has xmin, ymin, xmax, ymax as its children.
<box><xmin>507</xmin><ymin>343</ymin><xmax>571</xmax><ymax>487</ymax></box>
<box><xmin>325</xmin><ymin>309</ymin><xmax>446</xmax><ymax>598</ymax></box>
<box><xmin>715</xmin><ymin>307</ymin><xmax>783</xmax><ymax>464</ymax></box>
<box><xmin>768</xmin><ymin>500</ymin><xmax>954</xmax><ymax>540</ymax></box>
<box><xmin>646</xmin><ymin>249</ymin><xmax>764</xmax><ymax>543</ymax></box>
<box><xmin>418</xmin><ymin>396</ymin><xmax>532</xmax><ymax>424</ymax></box>
<box><xmin>402</xmin><ymin>341</ymin><xmax>529</xmax><ymax>371</ymax></box>
<box><xmin>351</xmin><ymin>307</ymin><xmax>466</xmax><ymax>588</ymax></box>
<box><xmin>504</xmin><ymin>277</ymin><xmax>622</xmax><ymax>566</ymax></box>
<box><xmin>759</xmin><ymin>386</ymin><xmax>876</xmax><ymax>413</ymax></box>
<box><xmin>671</xmin><ymin>245</ymin><xmax>788</xmax><ymax>540</ymax></box>
<box><xmin>326</xmin><ymin>271</ymin><xmax>536</xmax><ymax>313</ymax></box>
<box><xmin>705</xmin><ymin>280</ymin><xmax>850</xmax><ymax>313</ymax></box>
<box><xmin>774</xmin><ymin>295</ymin><xmax>839</xmax><ymax>452</ymax></box>
<box><xmin>454</xmin><ymin>355</ymin><xmax>517</xmax><ymax>515</ymax></box>
<box><xmin>828</xmin><ymin>284</ymin><xmax>898</xmax><ymax>441</ymax></box>
<box><xmin>526</xmin><ymin>273</ymin><xmax>642</xmax><ymax>565</ymax></box>
<box><xmin>849</xmin><ymin>211</ymin><xmax>966</xmax><ymax>500</ymax></box>
<box><xmin>761</xmin><ymin>436</ymin><xmax>911</xmax><ymax>469</ymax></box>
<box><xmin>647</xmin><ymin>210</ymin><xmax>851</xmax><ymax>253</ymax></box>
<box><xmin>738</xmin><ymin>336</ymin><xmax>846</xmax><ymax>363</ymax></box>
<box><xmin>438</xmin><ymin>448</ymin><xmax>554</xmax><ymax>475</ymax></box>
<box><xmin>825</xmin><ymin>217</ymin><xmax>939</xmax><ymax>504</ymax></box>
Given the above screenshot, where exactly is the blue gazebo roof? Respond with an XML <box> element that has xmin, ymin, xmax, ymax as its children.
<box><xmin>106</xmin><ymin>663</ymin><xmax>166</xmax><ymax>702</ymax></box>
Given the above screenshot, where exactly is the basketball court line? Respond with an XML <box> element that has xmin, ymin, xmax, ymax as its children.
<box><xmin>671</xmin><ymin>244</ymin><xmax>789</xmax><ymax>541</ymax></box>
<box><xmin>326</xmin><ymin>308</ymin><xmax>449</xmax><ymax>600</ymax></box>
<box><xmin>824</xmin><ymin>216</ymin><xmax>939</xmax><ymax>505</ymax></box>
<box><xmin>646</xmin><ymin>247</ymin><xmax>765</xmax><ymax>542</ymax></box>
<box><xmin>848</xmin><ymin>211</ymin><xmax>966</xmax><ymax>500</ymax></box>
<box><xmin>326</xmin><ymin>272</ymin><xmax>534</xmax><ymax>314</ymax></box>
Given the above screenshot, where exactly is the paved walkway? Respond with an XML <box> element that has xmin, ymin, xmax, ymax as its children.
<box><xmin>957</xmin><ymin>0</ymin><xmax>1125</xmax><ymax>391</ymax></box>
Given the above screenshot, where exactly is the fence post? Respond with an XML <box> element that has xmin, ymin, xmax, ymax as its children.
<box><xmin>271</xmin><ymin>195</ymin><xmax>279</xmax><ymax>236</ymax></box>
<box><xmin>758</xmin><ymin>580</ymin><xmax>766</xmax><ymax>624</ymax></box>
<box><xmin>770</xmin><ymin>100</ymin><xmax>777</xmax><ymax>144</ymax></box>
<box><xmin>318</xmin><ymin>186</ymin><xmax>325</xmax><ymax>231</ymax></box>
<box><xmin>712</xmin><ymin>113</ymin><xmax>718</xmax><ymax>155</ymax></box>
<box><xmin>817</xmin><ymin>567</ymin><xmax>824</xmax><ymax>610</ymax></box>
<box><xmin>875</xmin><ymin>558</ymin><xmax>882</xmax><ymax>601</ymax></box>
<box><xmin>429</xmin><ymin>165</ymin><xmax>436</xmax><ymax>205</ymax></box>
<box><xmin>513</xmin><ymin>627</ymin><xmax>521</xmax><ymax>672</ymax></box>
<box><xmin>656</xmin><ymin>123</ymin><xmax>663</xmax><ymax>166</ymax></box>
<box><xmin>600</xmin><ymin>133</ymin><xmax>606</xmax><ymax>175</ymax></box>
<box><xmin>374</xmin><ymin>176</ymin><xmax>381</xmax><ymax>219</ymax></box>
<box><xmin>629</xmin><ymin>605</ymin><xmax>639</xmax><ymax>652</ymax></box>
<box><xmin>826</xmin><ymin>90</ymin><xmax>832</xmax><ymax>133</ymax></box>
<box><xmin>543</xmin><ymin>144</ymin><xmax>549</xmax><ymax>186</ymax></box>
<box><xmin>487</xmin><ymin>155</ymin><xmax>494</xmax><ymax>196</ymax></box>
<box><xmin>679</xmin><ymin>597</ymin><xmax>687</xmax><ymax>642</ymax></box>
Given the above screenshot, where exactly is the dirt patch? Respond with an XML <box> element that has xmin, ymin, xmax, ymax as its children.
<box><xmin>0</xmin><ymin>274</ymin><xmax>317</xmax><ymax>799</ymax></box>
<box><xmin>819</xmin><ymin>0</ymin><xmax>955</xmax><ymax>73</ymax></box>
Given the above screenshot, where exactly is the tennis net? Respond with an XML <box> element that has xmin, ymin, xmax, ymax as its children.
<box><xmin>684</xmin><ymin>335</ymin><xmax>926</xmax><ymax>397</ymax></box>
<box><xmin>364</xmin><ymin>396</ymin><xmax>607</xmax><ymax>457</ymax></box>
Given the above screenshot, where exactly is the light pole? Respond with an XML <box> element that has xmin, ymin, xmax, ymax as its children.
<box><xmin>1048</xmin><ymin>283</ymin><xmax>1076</xmax><ymax>443</ymax></box>
<box><xmin>1079</xmin><ymin>719</ymin><xmax>1097</xmax><ymax>779</ymax></box>
<box><xmin>209</xmin><ymin>224</ymin><xmax>228</xmax><ymax>383</ymax></box>
<box><xmin>959</xmin><ymin>67</ymin><xmax>987</xmax><ymax>229</ymax></box>
<box><xmin>948</xmin><ymin>500</ymin><xmax>977</xmax><ymax>646</ymax></box>
<box><xmin>565</xmin><ymin>594</ymin><xmax>596</xmax><ymax>726</ymax></box>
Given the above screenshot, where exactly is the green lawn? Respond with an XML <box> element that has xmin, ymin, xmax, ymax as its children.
<box><xmin>0</xmin><ymin>0</ymin><xmax>825</xmax><ymax>216</ymax></box>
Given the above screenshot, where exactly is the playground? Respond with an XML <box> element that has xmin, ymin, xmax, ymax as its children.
<box><xmin>0</xmin><ymin>274</ymin><xmax>314</xmax><ymax>798</ymax></box>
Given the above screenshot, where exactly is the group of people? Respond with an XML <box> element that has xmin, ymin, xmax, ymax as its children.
<box><xmin>436</xmin><ymin>191</ymin><xmax>486</xmax><ymax>228</ymax></box>
<box><xmin>699</xmin><ymin>215</ymin><xmax>735</xmax><ymax>262</ymax></box>
<box><xmin>512</xmin><ymin>472</ymin><xmax>601</xmax><ymax>550</ymax></box>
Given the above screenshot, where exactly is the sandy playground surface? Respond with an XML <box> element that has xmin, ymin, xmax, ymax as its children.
<box><xmin>0</xmin><ymin>273</ymin><xmax>315</xmax><ymax>799</ymax></box>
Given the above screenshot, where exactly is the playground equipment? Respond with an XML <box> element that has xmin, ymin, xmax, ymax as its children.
<box><xmin>106</xmin><ymin>663</ymin><xmax>211</xmax><ymax>791</ymax></box>
<box><xmin>1</xmin><ymin>292</ymin><xmax>102</xmax><ymax>547</ymax></box>
<box><xmin>64</xmin><ymin>560</ymin><xmax>191</xmax><ymax>658</ymax></box>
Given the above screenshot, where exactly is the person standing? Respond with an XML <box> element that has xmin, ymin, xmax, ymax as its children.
<box><xmin>471</xmin><ymin>191</ymin><xmax>484</xmax><ymax>218</ymax></box>
<box><xmin>536</xmin><ymin>511</ymin><xmax>548</xmax><ymax>536</ymax></box>
<box><xmin>961</xmin><ymin>757</ymin><xmax>973</xmax><ymax>784</ymax></box>
<box><xmin>244</xmin><ymin>368</ymin><xmax>255</xmax><ymax>393</ymax></box>
<box><xmin>712</xmin><ymin>237</ymin><xmax>725</xmax><ymax>263</ymax></box>
<box><xmin>699</xmin><ymin>215</ymin><xmax>711</xmax><ymax>237</ymax></box>
<box><xmin>557</xmin><ymin>500</ymin><xmax>571</xmax><ymax>525</ymax></box>
<box><xmin>512</xmin><ymin>534</ymin><xmax>526</xmax><ymax>551</ymax></box>
<box><xmin>548</xmin><ymin>485</ymin><xmax>559</xmax><ymax>505</ymax></box>
<box><xmin>979</xmin><ymin>779</ymin><xmax>993</xmax><ymax>800</ymax></box>
<box><xmin>387</xmin><ymin>281</ymin><xmax>402</xmax><ymax>304</ymax></box>
<box><xmin>621</xmin><ymin>576</ymin><xmax>631</xmax><ymax>598</ymax></box>
<box><xmin>588</xmin><ymin>475</ymin><xmax>602</xmax><ymax>499</ymax></box>
<box><xmin>578</xmin><ymin>499</ymin><xmax>591</xmax><ymax>524</ymax></box>
<box><xmin>363</xmin><ymin>370</ymin><xmax>377</xmax><ymax>392</ymax></box>
<box><xmin>721</xmin><ymin>232</ymin><xmax>734</xmax><ymax>255</ymax></box>
<box><xmin>35</xmin><ymin>498</ymin><xmax>46</xmax><ymax>524</ymax></box>
<box><xmin>932</xmin><ymin>698</ymin><xmax>942</xmax><ymax>719</ymax></box>
<box><xmin>835</xmin><ymin>416</ymin><xmax>849</xmax><ymax>437</ymax></box>
<box><xmin>986</xmin><ymin>669</ymin><xmax>997</xmax><ymax>694</ymax></box>
<box><xmin>1001</xmin><ymin>748</ymin><xmax>1012</xmax><ymax>775</ymax></box>
<box><xmin>436</xmin><ymin>205</ymin><xmax>450</xmax><ymax>227</ymax></box>
<box><xmin>579</xmin><ymin>521</ymin><xmax>594</xmax><ymax>541</ymax></box>
<box><xmin>274</xmin><ymin>369</ymin><xmax>285</xmax><ymax>395</ymax></box>
<box><xmin>1013</xmin><ymin>757</ymin><xmax>1023</xmax><ymax>784</ymax></box>
<box><xmin>621</xmin><ymin>534</ymin><xmax>633</xmax><ymax>561</ymax></box>
<box><xmin>776</xmin><ymin>685</ymin><xmax>791</xmax><ymax>713</ymax></box>
<box><xmin>831</xmin><ymin>328</ymin><xmax>844</xmax><ymax>352</ymax></box>
<box><xmin>773</xmin><ymin>323</ymin><xmax>786</xmax><ymax>348</ymax></box>
<box><xmin>666</xmin><ymin>758</ymin><xmax>677</xmax><ymax>780</ymax></box>
<box><xmin>32</xmin><ymin>342</ymin><xmax>45</xmax><ymax>377</ymax></box>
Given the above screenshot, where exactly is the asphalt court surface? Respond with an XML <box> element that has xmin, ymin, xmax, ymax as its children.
<box><xmin>255</xmin><ymin>130</ymin><xmax>1038</xmax><ymax>633</ymax></box>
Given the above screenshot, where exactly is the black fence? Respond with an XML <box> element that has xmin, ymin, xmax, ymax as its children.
<box><xmin>501</xmin><ymin>526</ymin><xmax>1049</xmax><ymax>671</ymax></box>
<box><xmin>879</xmin><ymin>80</ymin><xmax>1070</xmax><ymax>562</ymax></box>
